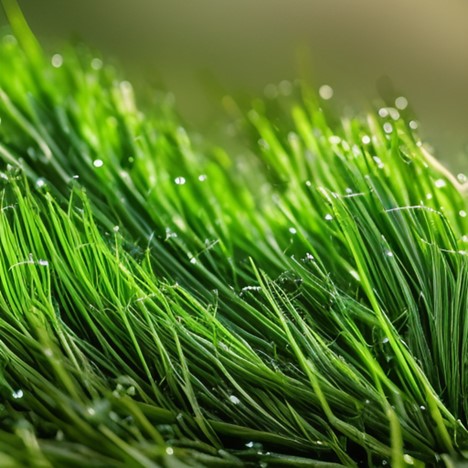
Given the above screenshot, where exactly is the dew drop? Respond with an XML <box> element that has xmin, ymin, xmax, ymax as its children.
<box><xmin>460</xmin><ymin>210</ymin><xmax>467</xmax><ymax>218</ymax></box>
<box><xmin>426</xmin><ymin>193</ymin><xmax>433</xmax><ymax>200</ymax></box>
<box><xmin>319</xmin><ymin>84</ymin><xmax>333</xmax><ymax>100</ymax></box>
<box><xmin>36</xmin><ymin>178</ymin><xmax>46</xmax><ymax>188</ymax></box>
<box><xmin>324</xmin><ymin>213</ymin><xmax>333</xmax><ymax>221</ymax></box>
<box><xmin>395</xmin><ymin>96</ymin><xmax>408</xmax><ymax>110</ymax></box>
<box><xmin>93</xmin><ymin>159</ymin><xmax>104</xmax><ymax>168</ymax></box>
<box><xmin>289</xmin><ymin>227</ymin><xmax>297</xmax><ymax>235</ymax></box>
<box><xmin>383</xmin><ymin>122</ymin><xmax>393</xmax><ymax>134</ymax></box>
<box><xmin>175</xmin><ymin>176</ymin><xmax>186</xmax><ymax>185</ymax></box>
<box><xmin>409</xmin><ymin>120</ymin><xmax>418</xmax><ymax>130</ymax></box>
<box><xmin>434</xmin><ymin>179</ymin><xmax>446</xmax><ymax>188</ymax></box>
<box><xmin>403</xmin><ymin>454</ymin><xmax>414</xmax><ymax>465</ymax></box>
<box><xmin>457</xmin><ymin>173</ymin><xmax>467</xmax><ymax>183</ymax></box>
<box><xmin>38</xmin><ymin>259</ymin><xmax>49</xmax><ymax>266</ymax></box>
<box><xmin>229</xmin><ymin>395</ymin><xmax>241</xmax><ymax>405</ymax></box>
<box><xmin>378</xmin><ymin>108</ymin><xmax>389</xmax><ymax>118</ymax></box>
<box><xmin>373</xmin><ymin>156</ymin><xmax>385</xmax><ymax>169</ymax></box>
<box><xmin>245</xmin><ymin>441</ymin><xmax>254</xmax><ymax>448</ymax></box>
<box><xmin>361</xmin><ymin>135</ymin><xmax>371</xmax><ymax>145</ymax></box>
<box><xmin>51</xmin><ymin>54</ymin><xmax>63</xmax><ymax>68</ymax></box>
<box><xmin>198</xmin><ymin>174</ymin><xmax>207</xmax><ymax>182</ymax></box>
<box><xmin>385</xmin><ymin>250</ymin><xmax>394</xmax><ymax>257</ymax></box>
<box><xmin>113</xmin><ymin>225</ymin><xmax>120</xmax><ymax>232</ymax></box>
<box><xmin>190</xmin><ymin>257</ymin><xmax>197</xmax><ymax>265</ymax></box>
<box><xmin>166</xmin><ymin>447</ymin><xmax>174</xmax><ymax>455</ymax></box>
<box><xmin>12</xmin><ymin>389</ymin><xmax>23</xmax><ymax>399</ymax></box>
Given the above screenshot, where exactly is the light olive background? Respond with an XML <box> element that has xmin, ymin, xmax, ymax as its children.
<box><xmin>1</xmin><ymin>0</ymin><xmax>467</xmax><ymax>172</ymax></box>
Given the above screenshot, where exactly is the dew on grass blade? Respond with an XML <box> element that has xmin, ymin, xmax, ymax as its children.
<box><xmin>385</xmin><ymin>250</ymin><xmax>394</xmax><ymax>257</ymax></box>
<box><xmin>383</xmin><ymin>122</ymin><xmax>393</xmax><ymax>134</ymax></box>
<box><xmin>324</xmin><ymin>213</ymin><xmax>333</xmax><ymax>221</ymax></box>
<box><xmin>289</xmin><ymin>227</ymin><xmax>297</xmax><ymax>234</ymax></box>
<box><xmin>409</xmin><ymin>120</ymin><xmax>418</xmax><ymax>130</ymax></box>
<box><xmin>229</xmin><ymin>395</ymin><xmax>240</xmax><ymax>405</ymax></box>
<box><xmin>457</xmin><ymin>173</ymin><xmax>467</xmax><ymax>183</ymax></box>
<box><xmin>434</xmin><ymin>179</ymin><xmax>446</xmax><ymax>188</ymax></box>
<box><xmin>36</xmin><ymin>178</ymin><xmax>45</xmax><ymax>188</ymax></box>
<box><xmin>361</xmin><ymin>135</ymin><xmax>371</xmax><ymax>145</ymax></box>
<box><xmin>175</xmin><ymin>176</ymin><xmax>186</xmax><ymax>185</ymax></box>
<box><xmin>166</xmin><ymin>447</ymin><xmax>174</xmax><ymax>455</ymax></box>
<box><xmin>459</xmin><ymin>210</ymin><xmax>467</xmax><ymax>218</ymax></box>
<box><xmin>198</xmin><ymin>174</ymin><xmax>207</xmax><ymax>182</ymax></box>
<box><xmin>12</xmin><ymin>390</ymin><xmax>23</xmax><ymax>399</ymax></box>
<box><xmin>93</xmin><ymin>159</ymin><xmax>104</xmax><ymax>168</ymax></box>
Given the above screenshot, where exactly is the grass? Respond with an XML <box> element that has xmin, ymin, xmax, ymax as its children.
<box><xmin>0</xmin><ymin>2</ymin><xmax>467</xmax><ymax>466</ymax></box>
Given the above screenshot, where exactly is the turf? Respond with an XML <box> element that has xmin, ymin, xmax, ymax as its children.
<box><xmin>0</xmin><ymin>2</ymin><xmax>467</xmax><ymax>467</ymax></box>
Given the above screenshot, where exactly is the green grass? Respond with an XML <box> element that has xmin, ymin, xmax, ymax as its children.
<box><xmin>0</xmin><ymin>2</ymin><xmax>467</xmax><ymax>466</ymax></box>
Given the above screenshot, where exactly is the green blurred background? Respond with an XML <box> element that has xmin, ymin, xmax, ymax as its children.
<box><xmin>1</xmin><ymin>0</ymin><xmax>467</xmax><ymax>172</ymax></box>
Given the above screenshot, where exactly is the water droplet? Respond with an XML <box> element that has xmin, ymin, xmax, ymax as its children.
<box><xmin>328</xmin><ymin>135</ymin><xmax>341</xmax><ymax>145</ymax></box>
<box><xmin>383</xmin><ymin>122</ymin><xmax>393</xmax><ymax>134</ymax></box>
<box><xmin>51</xmin><ymin>54</ymin><xmax>63</xmax><ymax>68</ymax></box>
<box><xmin>457</xmin><ymin>173</ymin><xmax>467</xmax><ymax>183</ymax></box>
<box><xmin>38</xmin><ymin>259</ymin><xmax>49</xmax><ymax>266</ymax></box>
<box><xmin>198</xmin><ymin>174</ymin><xmax>207</xmax><ymax>182</ymax></box>
<box><xmin>190</xmin><ymin>257</ymin><xmax>197</xmax><ymax>265</ymax></box>
<box><xmin>409</xmin><ymin>120</ymin><xmax>418</xmax><ymax>130</ymax></box>
<box><xmin>43</xmin><ymin>348</ymin><xmax>53</xmax><ymax>357</ymax></box>
<box><xmin>91</xmin><ymin>58</ymin><xmax>103</xmax><ymax>70</ymax></box>
<box><xmin>378</xmin><ymin>108</ymin><xmax>389</xmax><ymax>118</ymax></box>
<box><xmin>426</xmin><ymin>193</ymin><xmax>433</xmax><ymax>200</ymax></box>
<box><xmin>324</xmin><ymin>213</ymin><xmax>333</xmax><ymax>221</ymax></box>
<box><xmin>166</xmin><ymin>447</ymin><xmax>174</xmax><ymax>455</ymax></box>
<box><xmin>86</xmin><ymin>407</ymin><xmax>96</xmax><ymax>416</ymax></box>
<box><xmin>12</xmin><ymin>389</ymin><xmax>23</xmax><ymax>399</ymax></box>
<box><xmin>434</xmin><ymin>179</ymin><xmax>446</xmax><ymax>188</ymax></box>
<box><xmin>113</xmin><ymin>225</ymin><xmax>120</xmax><ymax>232</ymax></box>
<box><xmin>361</xmin><ymin>135</ymin><xmax>371</xmax><ymax>145</ymax></box>
<box><xmin>382</xmin><ymin>337</ymin><xmax>389</xmax><ymax>344</ymax></box>
<box><xmin>395</xmin><ymin>96</ymin><xmax>408</xmax><ymax>110</ymax></box>
<box><xmin>459</xmin><ymin>210</ymin><xmax>467</xmax><ymax>218</ymax></box>
<box><xmin>373</xmin><ymin>156</ymin><xmax>385</xmax><ymax>169</ymax></box>
<box><xmin>175</xmin><ymin>176</ymin><xmax>186</xmax><ymax>185</ymax></box>
<box><xmin>385</xmin><ymin>250</ymin><xmax>394</xmax><ymax>257</ymax></box>
<box><xmin>229</xmin><ymin>395</ymin><xmax>241</xmax><ymax>405</ymax></box>
<box><xmin>289</xmin><ymin>227</ymin><xmax>297</xmax><ymax>235</ymax></box>
<box><xmin>305</xmin><ymin>180</ymin><xmax>312</xmax><ymax>187</ymax></box>
<box><xmin>245</xmin><ymin>441</ymin><xmax>254</xmax><ymax>448</ymax></box>
<box><xmin>349</xmin><ymin>269</ymin><xmax>360</xmax><ymax>281</ymax></box>
<box><xmin>319</xmin><ymin>84</ymin><xmax>333</xmax><ymax>100</ymax></box>
<box><xmin>36</xmin><ymin>178</ymin><xmax>46</xmax><ymax>188</ymax></box>
<box><xmin>93</xmin><ymin>159</ymin><xmax>104</xmax><ymax>168</ymax></box>
<box><xmin>403</xmin><ymin>454</ymin><xmax>414</xmax><ymax>465</ymax></box>
<box><xmin>420</xmin><ymin>405</ymin><xmax>426</xmax><ymax>411</ymax></box>
<box><xmin>388</xmin><ymin>108</ymin><xmax>400</xmax><ymax>120</ymax></box>
<box><xmin>462</xmin><ymin>235</ymin><xmax>468</xmax><ymax>243</ymax></box>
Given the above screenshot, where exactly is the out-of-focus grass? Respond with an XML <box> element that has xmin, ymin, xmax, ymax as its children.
<box><xmin>0</xmin><ymin>2</ymin><xmax>466</xmax><ymax>466</ymax></box>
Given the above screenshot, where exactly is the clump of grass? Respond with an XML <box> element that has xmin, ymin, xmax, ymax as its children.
<box><xmin>0</xmin><ymin>2</ymin><xmax>467</xmax><ymax>466</ymax></box>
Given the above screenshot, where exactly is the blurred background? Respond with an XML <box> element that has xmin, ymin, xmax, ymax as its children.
<box><xmin>1</xmin><ymin>0</ymin><xmax>467</xmax><ymax>172</ymax></box>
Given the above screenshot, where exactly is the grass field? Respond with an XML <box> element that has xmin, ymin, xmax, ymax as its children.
<box><xmin>0</xmin><ymin>2</ymin><xmax>467</xmax><ymax>466</ymax></box>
